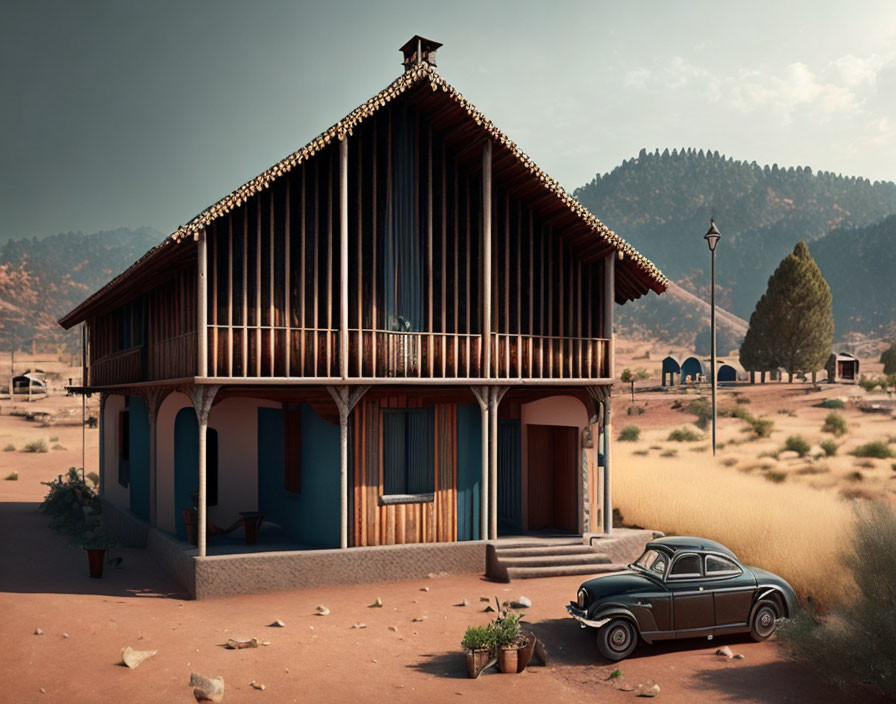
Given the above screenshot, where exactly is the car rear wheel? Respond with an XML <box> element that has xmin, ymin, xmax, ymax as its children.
<box><xmin>749</xmin><ymin>601</ymin><xmax>779</xmax><ymax>641</ymax></box>
<box><xmin>596</xmin><ymin>618</ymin><xmax>638</xmax><ymax>661</ymax></box>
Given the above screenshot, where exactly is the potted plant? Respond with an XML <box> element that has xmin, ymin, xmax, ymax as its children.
<box><xmin>75</xmin><ymin>525</ymin><xmax>117</xmax><ymax>578</ymax></box>
<box><xmin>492</xmin><ymin>608</ymin><xmax>526</xmax><ymax>674</ymax></box>
<box><xmin>461</xmin><ymin>625</ymin><xmax>493</xmax><ymax>678</ymax></box>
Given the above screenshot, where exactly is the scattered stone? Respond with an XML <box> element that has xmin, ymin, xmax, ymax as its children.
<box><xmin>479</xmin><ymin>597</ymin><xmax>490</xmax><ymax>602</ymax></box>
<box><xmin>510</xmin><ymin>596</ymin><xmax>532</xmax><ymax>609</ymax></box>
<box><xmin>483</xmin><ymin>605</ymin><xmax>495</xmax><ymax>613</ymax></box>
<box><xmin>261</xmin><ymin>641</ymin><xmax>271</xmax><ymax>647</ymax></box>
<box><xmin>225</xmin><ymin>638</ymin><xmax>258</xmax><ymax>650</ymax></box>
<box><xmin>315</xmin><ymin>606</ymin><xmax>330</xmax><ymax>616</ymax></box>
<box><xmin>733</xmin><ymin>653</ymin><xmax>745</xmax><ymax>660</ymax></box>
<box><xmin>412</xmin><ymin>615</ymin><xmax>428</xmax><ymax>622</ymax></box>
<box><xmin>420</xmin><ymin>587</ymin><xmax>430</xmax><ymax>592</ymax></box>
<box><xmin>121</xmin><ymin>646</ymin><xmax>158</xmax><ymax>669</ymax></box>
<box><xmin>370</xmin><ymin>597</ymin><xmax>383</xmax><ymax>608</ymax></box>
<box><xmin>308</xmin><ymin>626</ymin><xmax>314</xmax><ymax>630</ymax></box>
<box><xmin>40</xmin><ymin>688</ymin><xmax>46</xmax><ymax>694</ymax></box>
<box><xmin>268</xmin><ymin>620</ymin><xmax>285</xmax><ymax>628</ymax></box>
<box><xmin>190</xmin><ymin>673</ymin><xmax>225</xmax><ymax>703</ymax></box>
<box><xmin>618</xmin><ymin>683</ymin><xmax>635</xmax><ymax>692</ymax></box>
<box><xmin>456</xmin><ymin>598</ymin><xmax>470</xmax><ymax>607</ymax></box>
<box><xmin>637</xmin><ymin>683</ymin><xmax>661</xmax><ymax>698</ymax></box>
<box><xmin>388</xmin><ymin>625</ymin><xmax>399</xmax><ymax>632</ymax></box>
<box><xmin>250</xmin><ymin>680</ymin><xmax>265</xmax><ymax>691</ymax></box>
<box><xmin>34</xmin><ymin>628</ymin><xmax>43</xmax><ymax>636</ymax></box>
<box><xmin>371</xmin><ymin>658</ymin><xmax>378</xmax><ymax>663</ymax></box>
<box><xmin>715</xmin><ymin>646</ymin><xmax>733</xmax><ymax>658</ymax></box>
<box><xmin>62</xmin><ymin>633</ymin><xmax>69</xmax><ymax>639</ymax></box>
<box><xmin>351</xmin><ymin>623</ymin><xmax>367</xmax><ymax>629</ymax></box>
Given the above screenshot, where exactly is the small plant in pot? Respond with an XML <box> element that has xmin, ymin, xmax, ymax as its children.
<box><xmin>492</xmin><ymin>607</ymin><xmax>527</xmax><ymax>674</ymax></box>
<box><xmin>461</xmin><ymin>625</ymin><xmax>493</xmax><ymax>678</ymax></box>
<box><xmin>75</xmin><ymin>525</ymin><xmax>117</xmax><ymax>578</ymax></box>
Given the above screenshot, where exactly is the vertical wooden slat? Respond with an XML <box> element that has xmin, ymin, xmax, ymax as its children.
<box><xmin>453</xmin><ymin>161</ymin><xmax>459</xmax><ymax>378</ymax></box>
<box><xmin>269</xmin><ymin>189</ymin><xmax>275</xmax><ymax>376</ymax></box>
<box><xmin>482</xmin><ymin>141</ymin><xmax>492</xmax><ymax>378</ymax></box>
<box><xmin>371</xmin><ymin>121</ymin><xmax>378</xmax><ymax>377</ymax></box>
<box><xmin>197</xmin><ymin>229</ymin><xmax>208</xmax><ymax>377</ymax></box>
<box><xmin>528</xmin><ymin>211</ymin><xmax>534</xmax><ymax>378</ymax></box>
<box><xmin>313</xmin><ymin>161</ymin><xmax>319</xmax><ymax>376</ymax></box>
<box><xmin>255</xmin><ymin>196</ymin><xmax>262</xmax><ymax>377</ymax></box>
<box><xmin>227</xmin><ymin>214</ymin><xmax>233</xmax><ymax>376</ymax></box>
<box><xmin>356</xmin><ymin>132</ymin><xmax>363</xmax><ymax>377</ymax></box>
<box><xmin>426</xmin><ymin>128</ymin><xmax>433</xmax><ymax>378</ymax></box>
<box><xmin>327</xmin><ymin>154</ymin><xmax>334</xmax><ymax>377</ymax></box>
<box><xmin>300</xmin><ymin>168</ymin><xmax>306</xmax><ymax>376</ymax></box>
<box><xmin>441</xmin><ymin>142</ymin><xmax>447</xmax><ymax>378</ymax></box>
<box><xmin>465</xmin><ymin>177</ymin><xmax>471</xmax><ymax>377</ymax></box>
<box><xmin>285</xmin><ymin>180</ymin><xmax>291</xmax><ymax>376</ymax></box>
<box><xmin>242</xmin><ymin>208</ymin><xmax>248</xmax><ymax>376</ymax></box>
<box><xmin>547</xmin><ymin>228</ymin><xmax>553</xmax><ymax>377</ymax></box>
<box><xmin>211</xmin><ymin>224</ymin><xmax>218</xmax><ymax>376</ymax></box>
<box><xmin>339</xmin><ymin>136</ymin><xmax>349</xmax><ymax>380</ymax></box>
<box><xmin>504</xmin><ymin>195</ymin><xmax>510</xmax><ymax>378</ymax></box>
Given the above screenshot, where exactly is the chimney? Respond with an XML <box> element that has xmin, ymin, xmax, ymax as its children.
<box><xmin>400</xmin><ymin>35</ymin><xmax>442</xmax><ymax>72</ymax></box>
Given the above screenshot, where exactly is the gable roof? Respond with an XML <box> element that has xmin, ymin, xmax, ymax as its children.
<box><xmin>60</xmin><ymin>62</ymin><xmax>668</xmax><ymax>328</ymax></box>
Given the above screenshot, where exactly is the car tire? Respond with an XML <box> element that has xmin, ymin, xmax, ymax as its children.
<box><xmin>749</xmin><ymin>600</ymin><xmax>779</xmax><ymax>641</ymax></box>
<box><xmin>596</xmin><ymin>618</ymin><xmax>638</xmax><ymax>661</ymax></box>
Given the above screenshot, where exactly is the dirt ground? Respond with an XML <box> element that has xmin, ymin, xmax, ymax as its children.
<box><xmin>0</xmin><ymin>386</ymin><xmax>877</xmax><ymax>703</ymax></box>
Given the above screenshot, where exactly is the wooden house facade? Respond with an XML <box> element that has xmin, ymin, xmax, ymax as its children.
<box><xmin>60</xmin><ymin>38</ymin><xmax>667</xmax><ymax>568</ymax></box>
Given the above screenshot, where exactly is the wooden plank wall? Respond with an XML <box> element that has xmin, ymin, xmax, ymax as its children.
<box><xmin>351</xmin><ymin>394</ymin><xmax>457</xmax><ymax>546</ymax></box>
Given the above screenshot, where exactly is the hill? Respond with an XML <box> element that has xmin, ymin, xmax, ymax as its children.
<box><xmin>576</xmin><ymin>149</ymin><xmax>896</xmax><ymax>343</ymax></box>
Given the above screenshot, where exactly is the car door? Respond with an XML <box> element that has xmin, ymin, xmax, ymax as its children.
<box><xmin>667</xmin><ymin>553</ymin><xmax>715</xmax><ymax>633</ymax></box>
<box><xmin>705</xmin><ymin>554</ymin><xmax>757</xmax><ymax>629</ymax></box>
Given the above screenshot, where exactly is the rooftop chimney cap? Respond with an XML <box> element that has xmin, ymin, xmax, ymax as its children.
<box><xmin>400</xmin><ymin>35</ymin><xmax>442</xmax><ymax>71</ymax></box>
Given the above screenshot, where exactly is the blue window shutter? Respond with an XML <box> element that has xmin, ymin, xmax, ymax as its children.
<box><xmin>406</xmin><ymin>408</ymin><xmax>434</xmax><ymax>494</ymax></box>
<box><xmin>383</xmin><ymin>411</ymin><xmax>407</xmax><ymax>494</ymax></box>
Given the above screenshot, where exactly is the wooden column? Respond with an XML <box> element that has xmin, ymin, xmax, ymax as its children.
<box><xmin>339</xmin><ymin>137</ymin><xmax>349</xmax><ymax>379</ymax></box>
<box><xmin>602</xmin><ymin>397</ymin><xmax>612</xmax><ymax>535</ymax></box>
<box><xmin>470</xmin><ymin>387</ymin><xmax>489</xmax><ymax>541</ymax></box>
<box><xmin>98</xmin><ymin>392</ymin><xmax>107</xmax><ymax>497</ymax></box>
<box><xmin>327</xmin><ymin>385</ymin><xmax>369</xmax><ymax>548</ymax></box>
<box><xmin>482</xmin><ymin>141</ymin><xmax>492</xmax><ymax>378</ymax></box>
<box><xmin>197</xmin><ymin>228</ymin><xmax>208</xmax><ymax>378</ymax></box>
<box><xmin>604</xmin><ymin>253</ymin><xmax>615</xmax><ymax>378</ymax></box>
<box><xmin>187</xmin><ymin>385</ymin><xmax>220</xmax><ymax>557</ymax></box>
<box><xmin>487</xmin><ymin>386</ymin><xmax>508</xmax><ymax>540</ymax></box>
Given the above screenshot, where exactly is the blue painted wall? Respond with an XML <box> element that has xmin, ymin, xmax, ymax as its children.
<box><xmin>456</xmin><ymin>405</ymin><xmax>482</xmax><ymax>541</ymax></box>
<box><xmin>173</xmin><ymin>408</ymin><xmax>198</xmax><ymax>540</ymax></box>
<box><xmin>257</xmin><ymin>404</ymin><xmax>340</xmax><ymax>548</ymax></box>
<box><xmin>128</xmin><ymin>396</ymin><xmax>150</xmax><ymax>521</ymax></box>
<box><xmin>498</xmin><ymin>419</ymin><xmax>522</xmax><ymax>534</ymax></box>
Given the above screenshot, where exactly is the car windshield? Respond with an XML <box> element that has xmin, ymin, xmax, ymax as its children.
<box><xmin>632</xmin><ymin>549</ymin><xmax>667</xmax><ymax>576</ymax></box>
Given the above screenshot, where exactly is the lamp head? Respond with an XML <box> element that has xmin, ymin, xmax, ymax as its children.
<box><xmin>704</xmin><ymin>218</ymin><xmax>721</xmax><ymax>252</ymax></box>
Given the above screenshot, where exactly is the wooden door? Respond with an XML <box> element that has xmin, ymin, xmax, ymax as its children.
<box><xmin>527</xmin><ymin>424</ymin><xmax>578</xmax><ymax>532</ymax></box>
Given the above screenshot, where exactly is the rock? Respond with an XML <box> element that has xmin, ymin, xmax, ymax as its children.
<box><xmin>479</xmin><ymin>597</ymin><xmax>490</xmax><ymax>602</ymax></box>
<box><xmin>733</xmin><ymin>653</ymin><xmax>745</xmax><ymax>660</ymax></box>
<box><xmin>483</xmin><ymin>605</ymin><xmax>495</xmax><ymax>613</ymax></box>
<box><xmin>62</xmin><ymin>633</ymin><xmax>69</xmax><ymax>639</ymax></box>
<box><xmin>808</xmin><ymin>445</ymin><xmax>825</xmax><ymax>459</ymax></box>
<box><xmin>637</xmin><ymin>683</ymin><xmax>660</xmax><ymax>698</ymax></box>
<box><xmin>420</xmin><ymin>587</ymin><xmax>430</xmax><ymax>592</ymax></box>
<box><xmin>370</xmin><ymin>597</ymin><xmax>383</xmax><ymax>608</ymax></box>
<box><xmin>40</xmin><ymin>688</ymin><xmax>46</xmax><ymax>694</ymax></box>
<box><xmin>412</xmin><ymin>615</ymin><xmax>428</xmax><ymax>622</ymax></box>
<box><xmin>268</xmin><ymin>620</ymin><xmax>285</xmax><ymax>628</ymax></box>
<box><xmin>34</xmin><ymin>628</ymin><xmax>43</xmax><ymax>636</ymax></box>
<box><xmin>261</xmin><ymin>641</ymin><xmax>271</xmax><ymax>646</ymax></box>
<box><xmin>121</xmin><ymin>646</ymin><xmax>158</xmax><ymax>669</ymax></box>
<box><xmin>510</xmin><ymin>596</ymin><xmax>532</xmax><ymax>609</ymax></box>
<box><xmin>388</xmin><ymin>625</ymin><xmax>398</xmax><ymax>632</ymax></box>
<box><xmin>715</xmin><ymin>646</ymin><xmax>733</xmax><ymax>658</ymax></box>
<box><xmin>315</xmin><ymin>605</ymin><xmax>330</xmax><ymax>616</ymax></box>
<box><xmin>250</xmin><ymin>681</ymin><xmax>265</xmax><ymax>691</ymax></box>
<box><xmin>456</xmin><ymin>598</ymin><xmax>470</xmax><ymax>607</ymax></box>
<box><xmin>351</xmin><ymin>623</ymin><xmax>367</xmax><ymax>629</ymax></box>
<box><xmin>190</xmin><ymin>673</ymin><xmax>225</xmax><ymax>703</ymax></box>
<box><xmin>225</xmin><ymin>638</ymin><xmax>258</xmax><ymax>650</ymax></box>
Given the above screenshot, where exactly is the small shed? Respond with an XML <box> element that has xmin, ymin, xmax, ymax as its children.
<box><xmin>680</xmin><ymin>356</ymin><xmax>707</xmax><ymax>384</ymax></box>
<box><xmin>717</xmin><ymin>362</ymin><xmax>741</xmax><ymax>383</ymax></box>
<box><xmin>661</xmin><ymin>356</ymin><xmax>681</xmax><ymax>386</ymax></box>
<box><xmin>12</xmin><ymin>371</ymin><xmax>47</xmax><ymax>392</ymax></box>
<box><xmin>825</xmin><ymin>353</ymin><xmax>859</xmax><ymax>383</ymax></box>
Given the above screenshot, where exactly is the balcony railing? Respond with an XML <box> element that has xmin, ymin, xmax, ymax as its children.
<box><xmin>489</xmin><ymin>333</ymin><xmax>609</xmax><ymax>380</ymax></box>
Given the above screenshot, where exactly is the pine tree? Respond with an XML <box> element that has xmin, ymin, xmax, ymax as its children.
<box><xmin>741</xmin><ymin>242</ymin><xmax>834</xmax><ymax>379</ymax></box>
<box><xmin>881</xmin><ymin>343</ymin><xmax>896</xmax><ymax>375</ymax></box>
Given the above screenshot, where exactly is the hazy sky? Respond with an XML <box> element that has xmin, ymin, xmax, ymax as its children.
<box><xmin>3</xmin><ymin>0</ymin><xmax>896</xmax><ymax>241</ymax></box>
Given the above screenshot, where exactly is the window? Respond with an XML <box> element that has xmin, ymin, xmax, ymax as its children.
<box><xmin>634</xmin><ymin>549</ymin><xmax>668</xmax><ymax>576</ymax></box>
<box><xmin>668</xmin><ymin>554</ymin><xmax>702</xmax><ymax>579</ymax></box>
<box><xmin>118</xmin><ymin>409</ymin><xmax>130</xmax><ymax>487</ymax></box>
<box><xmin>283</xmin><ymin>404</ymin><xmax>301</xmax><ymax>494</ymax></box>
<box><xmin>382</xmin><ymin>408</ymin><xmax>434</xmax><ymax>499</ymax></box>
<box><xmin>705</xmin><ymin>554</ymin><xmax>741</xmax><ymax>576</ymax></box>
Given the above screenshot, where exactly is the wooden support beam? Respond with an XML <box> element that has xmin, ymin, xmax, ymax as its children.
<box><xmin>470</xmin><ymin>386</ymin><xmax>489</xmax><ymax>541</ymax></box>
<box><xmin>482</xmin><ymin>140</ymin><xmax>492</xmax><ymax>378</ymax></box>
<box><xmin>269</xmin><ymin>190</ymin><xmax>275</xmax><ymax>376</ymax></box>
<box><xmin>227</xmin><ymin>215</ymin><xmax>233</xmax><ymax>377</ymax></box>
<box><xmin>340</xmin><ymin>136</ymin><xmax>349</xmax><ymax>379</ymax></box>
<box><xmin>197</xmin><ymin>228</ymin><xmax>208</xmax><ymax>377</ymax></box>
<box><xmin>242</xmin><ymin>209</ymin><xmax>248</xmax><ymax>376</ymax></box>
<box><xmin>285</xmin><ymin>180</ymin><xmax>291</xmax><ymax>376</ymax></box>
<box><xmin>327</xmin><ymin>384</ymin><xmax>370</xmax><ymax>548</ymax></box>
<box><xmin>186</xmin><ymin>384</ymin><xmax>220</xmax><ymax>557</ymax></box>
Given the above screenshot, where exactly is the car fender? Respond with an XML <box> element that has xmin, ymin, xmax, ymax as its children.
<box><xmin>755</xmin><ymin>587</ymin><xmax>795</xmax><ymax>618</ymax></box>
<box><xmin>589</xmin><ymin>605</ymin><xmax>641</xmax><ymax>632</ymax></box>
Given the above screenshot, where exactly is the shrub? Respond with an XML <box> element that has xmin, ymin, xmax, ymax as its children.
<box><xmin>735</xmin><ymin>396</ymin><xmax>751</xmax><ymax>405</ymax></box>
<box><xmin>819</xmin><ymin>440</ymin><xmax>838</xmax><ymax>457</ymax></box>
<box><xmin>490</xmin><ymin>609</ymin><xmax>522</xmax><ymax>648</ymax></box>
<box><xmin>627</xmin><ymin>405</ymin><xmax>645</xmax><ymax>416</ymax></box>
<box><xmin>660</xmin><ymin>449</ymin><xmax>678</xmax><ymax>458</ymax></box>
<box><xmin>4</xmin><ymin>471</ymin><xmax>17</xmax><ymax>480</ymax></box>
<box><xmin>86</xmin><ymin>471</ymin><xmax>100</xmax><ymax>487</ymax></box>
<box><xmin>24</xmin><ymin>439</ymin><xmax>48</xmax><ymax>453</ymax></box>
<box><xmin>784</xmin><ymin>435</ymin><xmax>811</xmax><ymax>457</ymax></box>
<box><xmin>858</xmin><ymin>375</ymin><xmax>883</xmax><ymax>392</ymax></box>
<box><xmin>2</xmin><ymin>444</ymin><xmax>14</xmax><ymax>452</ymax></box>
<box><xmin>848</xmin><ymin>470</ymin><xmax>866</xmax><ymax>480</ymax></box>
<box><xmin>851</xmin><ymin>442</ymin><xmax>893</xmax><ymax>459</ymax></box>
<box><xmin>49</xmin><ymin>436</ymin><xmax>59</xmax><ymax>442</ymax></box>
<box><xmin>618</xmin><ymin>426</ymin><xmax>641</xmax><ymax>442</ymax></box>
<box><xmin>685</xmin><ymin>397</ymin><xmax>713</xmax><ymax>429</ymax></box>
<box><xmin>461</xmin><ymin>625</ymin><xmax>491</xmax><ymax>651</ymax></box>
<box><xmin>721</xmin><ymin>457</ymin><xmax>738</xmax><ymax>467</ymax></box>
<box><xmin>821</xmin><ymin>413</ymin><xmax>847</xmax><ymax>437</ymax></box>
<box><xmin>749</xmin><ymin>418</ymin><xmax>774</xmax><ymax>438</ymax></box>
<box><xmin>820</xmin><ymin>398</ymin><xmax>844</xmax><ymax>409</ymax></box>
<box><xmin>51</xmin><ymin>444</ymin><xmax>65</xmax><ymax>451</ymax></box>
<box><xmin>668</xmin><ymin>427</ymin><xmax>702</xmax><ymax>442</ymax></box>
<box><xmin>765</xmin><ymin>470</ymin><xmax>788</xmax><ymax>483</ymax></box>
<box><xmin>40</xmin><ymin>468</ymin><xmax>101</xmax><ymax>537</ymax></box>
<box><xmin>777</xmin><ymin>502</ymin><xmax>896</xmax><ymax>699</ymax></box>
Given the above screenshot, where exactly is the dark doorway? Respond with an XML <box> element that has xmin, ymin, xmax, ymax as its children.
<box><xmin>526</xmin><ymin>424</ymin><xmax>578</xmax><ymax>532</ymax></box>
<box><xmin>498</xmin><ymin>419</ymin><xmax>521</xmax><ymax>533</ymax></box>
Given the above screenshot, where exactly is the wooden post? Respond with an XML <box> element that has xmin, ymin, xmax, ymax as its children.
<box><xmin>340</xmin><ymin>136</ymin><xmax>349</xmax><ymax>379</ymax></box>
<box><xmin>603</xmin><ymin>253</ymin><xmax>615</xmax><ymax>535</ymax></box>
<box><xmin>470</xmin><ymin>387</ymin><xmax>489</xmax><ymax>541</ymax></box>
<box><xmin>482</xmin><ymin>141</ymin><xmax>492</xmax><ymax>378</ymax></box>
<box><xmin>187</xmin><ymin>385</ymin><xmax>220</xmax><ymax>558</ymax></box>
<box><xmin>327</xmin><ymin>385</ymin><xmax>369</xmax><ymax>548</ymax></box>
<box><xmin>98</xmin><ymin>392</ymin><xmax>107</xmax><ymax>497</ymax></box>
<box><xmin>487</xmin><ymin>386</ymin><xmax>508</xmax><ymax>540</ymax></box>
<box><xmin>198</xmin><ymin>228</ymin><xmax>208</xmax><ymax>378</ymax></box>
<box><xmin>603</xmin><ymin>397</ymin><xmax>612</xmax><ymax>535</ymax></box>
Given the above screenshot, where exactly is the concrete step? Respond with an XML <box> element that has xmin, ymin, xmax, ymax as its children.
<box><xmin>496</xmin><ymin>544</ymin><xmax>597</xmax><ymax>558</ymax></box>
<box><xmin>492</xmin><ymin>538</ymin><xmax>583</xmax><ymax>550</ymax></box>
<box><xmin>499</xmin><ymin>552</ymin><xmax>612</xmax><ymax>568</ymax></box>
<box><xmin>505</xmin><ymin>563</ymin><xmax>626</xmax><ymax>580</ymax></box>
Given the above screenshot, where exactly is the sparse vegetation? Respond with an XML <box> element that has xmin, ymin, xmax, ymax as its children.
<box><xmin>765</xmin><ymin>470</ymin><xmax>788</xmax><ymax>483</ymax></box>
<box><xmin>820</xmin><ymin>398</ymin><xmax>844</xmax><ymax>409</ymax></box>
<box><xmin>3</xmin><ymin>443</ymin><xmax>14</xmax><ymax>452</ymax></box>
<box><xmin>735</xmin><ymin>396</ymin><xmax>751</xmax><ymax>404</ymax></box>
<box><xmin>660</xmin><ymin>449</ymin><xmax>678</xmax><ymax>458</ymax></box>
<box><xmin>49</xmin><ymin>436</ymin><xmax>58</xmax><ymax>442</ymax></box>
<box><xmin>720</xmin><ymin>457</ymin><xmax>738</xmax><ymax>467</ymax></box>
<box><xmin>749</xmin><ymin>417</ymin><xmax>775</xmax><ymax>438</ymax></box>
<box><xmin>620</xmin><ymin>367</ymin><xmax>650</xmax><ymax>403</ymax></box>
<box><xmin>684</xmin><ymin>397</ymin><xmax>712</xmax><ymax>430</ymax></box>
<box><xmin>627</xmin><ymin>405</ymin><xmax>645</xmax><ymax>416</ymax></box>
<box><xmin>784</xmin><ymin>435</ymin><xmax>811</xmax><ymax>458</ymax></box>
<box><xmin>618</xmin><ymin>425</ymin><xmax>641</xmax><ymax>442</ymax></box>
<box><xmin>819</xmin><ymin>439</ymin><xmax>838</xmax><ymax>457</ymax></box>
<box><xmin>848</xmin><ymin>470</ymin><xmax>866</xmax><ymax>480</ymax></box>
<box><xmin>778</xmin><ymin>502</ymin><xmax>896</xmax><ymax>700</ymax></box>
<box><xmin>821</xmin><ymin>412</ymin><xmax>847</xmax><ymax>437</ymax></box>
<box><xmin>4</xmin><ymin>471</ymin><xmax>18</xmax><ymax>481</ymax></box>
<box><xmin>851</xmin><ymin>441</ymin><xmax>894</xmax><ymax>459</ymax></box>
<box><xmin>668</xmin><ymin>427</ymin><xmax>702</xmax><ymax>442</ymax></box>
<box><xmin>633</xmin><ymin>449</ymin><xmax>649</xmax><ymax>456</ymax></box>
<box><xmin>51</xmin><ymin>444</ymin><xmax>65</xmax><ymax>451</ymax></box>
<box><xmin>777</xmin><ymin>408</ymin><xmax>797</xmax><ymax>417</ymax></box>
<box><xmin>23</xmin><ymin>439</ymin><xmax>48</xmax><ymax>453</ymax></box>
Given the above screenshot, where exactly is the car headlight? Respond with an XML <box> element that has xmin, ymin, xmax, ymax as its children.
<box><xmin>577</xmin><ymin>588</ymin><xmax>588</xmax><ymax>609</ymax></box>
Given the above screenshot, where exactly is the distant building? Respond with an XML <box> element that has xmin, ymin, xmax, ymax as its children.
<box><xmin>825</xmin><ymin>352</ymin><xmax>859</xmax><ymax>383</ymax></box>
<box><xmin>661</xmin><ymin>356</ymin><xmax>681</xmax><ymax>386</ymax></box>
<box><xmin>12</xmin><ymin>371</ymin><xmax>47</xmax><ymax>394</ymax></box>
<box><xmin>680</xmin><ymin>356</ymin><xmax>706</xmax><ymax>383</ymax></box>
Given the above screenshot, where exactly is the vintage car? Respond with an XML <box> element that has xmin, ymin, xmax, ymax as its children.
<box><xmin>566</xmin><ymin>536</ymin><xmax>798</xmax><ymax>661</ymax></box>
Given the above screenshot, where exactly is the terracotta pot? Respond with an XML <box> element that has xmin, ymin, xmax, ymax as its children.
<box><xmin>182</xmin><ymin>508</ymin><xmax>198</xmax><ymax>545</ymax></box>
<box><xmin>517</xmin><ymin>632</ymin><xmax>537</xmax><ymax>672</ymax></box>
<box><xmin>465</xmin><ymin>648</ymin><xmax>490</xmax><ymax>678</ymax></box>
<box><xmin>86</xmin><ymin>548</ymin><xmax>105</xmax><ymax>578</ymax></box>
<box><xmin>498</xmin><ymin>645</ymin><xmax>520</xmax><ymax>674</ymax></box>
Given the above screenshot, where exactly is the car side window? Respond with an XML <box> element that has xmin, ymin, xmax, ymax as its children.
<box><xmin>668</xmin><ymin>554</ymin><xmax>702</xmax><ymax>579</ymax></box>
<box><xmin>705</xmin><ymin>554</ymin><xmax>741</xmax><ymax>576</ymax></box>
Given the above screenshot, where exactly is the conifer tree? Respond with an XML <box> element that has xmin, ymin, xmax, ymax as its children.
<box><xmin>881</xmin><ymin>343</ymin><xmax>896</xmax><ymax>375</ymax></box>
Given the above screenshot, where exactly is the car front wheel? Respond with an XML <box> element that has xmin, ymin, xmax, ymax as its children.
<box><xmin>749</xmin><ymin>600</ymin><xmax>779</xmax><ymax>641</ymax></box>
<box><xmin>596</xmin><ymin>618</ymin><xmax>638</xmax><ymax>661</ymax></box>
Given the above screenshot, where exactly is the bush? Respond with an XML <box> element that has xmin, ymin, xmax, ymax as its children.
<box><xmin>784</xmin><ymin>435</ymin><xmax>811</xmax><ymax>457</ymax></box>
<box><xmin>627</xmin><ymin>405</ymin><xmax>645</xmax><ymax>416</ymax></box>
<box><xmin>765</xmin><ymin>470</ymin><xmax>787</xmax><ymax>483</ymax></box>
<box><xmin>618</xmin><ymin>426</ymin><xmax>641</xmax><ymax>442</ymax></box>
<box><xmin>51</xmin><ymin>444</ymin><xmax>65</xmax><ymax>451</ymax></box>
<box><xmin>851</xmin><ymin>442</ymin><xmax>894</xmax><ymax>459</ymax></box>
<box><xmin>24</xmin><ymin>439</ymin><xmax>48</xmax><ymax>453</ymax></box>
<box><xmin>749</xmin><ymin>418</ymin><xmax>774</xmax><ymax>438</ymax></box>
<box><xmin>40</xmin><ymin>467</ymin><xmax>101</xmax><ymax>537</ymax></box>
<box><xmin>49</xmin><ymin>436</ymin><xmax>59</xmax><ymax>442</ymax></box>
<box><xmin>4</xmin><ymin>471</ymin><xmax>17</xmax><ymax>481</ymax></box>
<box><xmin>2</xmin><ymin>444</ymin><xmax>14</xmax><ymax>452</ymax></box>
<box><xmin>86</xmin><ymin>471</ymin><xmax>100</xmax><ymax>487</ymax></box>
<box><xmin>858</xmin><ymin>375</ymin><xmax>884</xmax><ymax>392</ymax></box>
<box><xmin>668</xmin><ymin>427</ymin><xmax>703</xmax><ymax>442</ymax></box>
<box><xmin>820</xmin><ymin>398</ymin><xmax>844</xmax><ymax>409</ymax></box>
<box><xmin>777</xmin><ymin>503</ymin><xmax>896</xmax><ymax>699</ymax></box>
<box><xmin>490</xmin><ymin>609</ymin><xmax>522</xmax><ymax>648</ymax></box>
<box><xmin>822</xmin><ymin>413</ymin><xmax>847</xmax><ymax>437</ymax></box>
<box><xmin>820</xmin><ymin>440</ymin><xmax>838</xmax><ymax>457</ymax></box>
<box><xmin>461</xmin><ymin>625</ymin><xmax>491</xmax><ymax>651</ymax></box>
<box><xmin>735</xmin><ymin>396</ymin><xmax>751</xmax><ymax>405</ymax></box>
<box><xmin>685</xmin><ymin>398</ymin><xmax>712</xmax><ymax>430</ymax></box>
<box><xmin>660</xmin><ymin>449</ymin><xmax>678</xmax><ymax>458</ymax></box>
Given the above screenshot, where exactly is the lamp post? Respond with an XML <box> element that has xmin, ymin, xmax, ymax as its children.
<box><xmin>704</xmin><ymin>219</ymin><xmax>721</xmax><ymax>456</ymax></box>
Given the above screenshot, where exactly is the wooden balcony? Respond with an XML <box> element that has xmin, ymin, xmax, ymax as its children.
<box><xmin>490</xmin><ymin>333</ymin><xmax>609</xmax><ymax>380</ymax></box>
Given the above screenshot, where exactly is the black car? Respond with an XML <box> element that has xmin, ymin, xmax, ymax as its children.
<box><xmin>566</xmin><ymin>536</ymin><xmax>798</xmax><ymax>661</ymax></box>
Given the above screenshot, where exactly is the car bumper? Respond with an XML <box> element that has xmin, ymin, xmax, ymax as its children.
<box><xmin>566</xmin><ymin>602</ymin><xmax>610</xmax><ymax>629</ymax></box>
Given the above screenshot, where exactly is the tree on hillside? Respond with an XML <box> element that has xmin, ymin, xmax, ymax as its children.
<box><xmin>620</xmin><ymin>367</ymin><xmax>650</xmax><ymax>403</ymax></box>
<box><xmin>740</xmin><ymin>242</ymin><xmax>833</xmax><ymax>380</ymax></box>
<box><xmin>881</xmin><ymin>343</ymin><xmax>896</xmax><ymax>375</ymax></box>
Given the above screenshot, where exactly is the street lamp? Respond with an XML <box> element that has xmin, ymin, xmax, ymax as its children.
<box><xmin>704</xmin><ymin>219</ymin><xmax>721</xmax><ymax>456</ymax></box>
